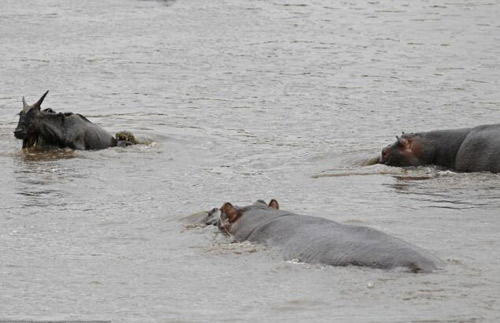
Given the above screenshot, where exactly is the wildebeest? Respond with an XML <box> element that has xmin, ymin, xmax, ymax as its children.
<box><xmin>380</xmin><ymin>125</ymin><xmax>500</xmax><ymax>173</ymax></box>
<box><xmin>14</xmin><ymin>91</ymin><xmax>136</xmax><ymax>150</ymax></box>
<box><xmin>200</xmin><ymin>200</ymin><xmax>440</xmax><ymax>273</ymax></box>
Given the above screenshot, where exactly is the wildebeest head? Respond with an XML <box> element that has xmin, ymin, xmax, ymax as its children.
<box><xmin>14</xmin><ymin>91</ymin><xmax>49</xmax><ymax>148</ymax></box>
<box><xmin>218</xmin><ymin>199</ymin><xmax>279</xmax><ymax>232</ymax></box>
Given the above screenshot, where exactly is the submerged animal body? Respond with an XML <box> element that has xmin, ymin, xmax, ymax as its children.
<box><xmin>14</xmin><ymin>91</ymin><xmax>135</xmax><ymax>150</ymax></box>
<box><xmin>380</xmin><ymin>124</ymin><xmax>500</xmax><ymax>173</ymax></box>
<box><xmin>208</xmin><ymin>200</ymin><xmax>439</xmax><ymax>273</ymax></box>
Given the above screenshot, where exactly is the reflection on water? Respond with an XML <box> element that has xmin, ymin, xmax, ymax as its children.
<box><xmin>16</xmin><ymin>148</ymin><xmax>77</xmax><ymax>162</ymax></box>
<box><xmin>12</xmin><ymin>150</ymin><xmax>84</xmax><ymax>209</ymax></box>
<box><xmin>385</xmin><ymin>168</ymin><xmax>500</xmax><ymax>210</ymax></box>
<box><xmin>313</xmin><ymin>163</ymin><xmax>411</xmax><ymax>178</ymax></box>
<box><xmin>317</xmin><ymin>163</ymin><xmax>500</xmax><ymax>210</ymax></box>
<box><xmin>138</xmin><ymin>0</ymin><xmax>176</xmax><ymax>6</ymax></box>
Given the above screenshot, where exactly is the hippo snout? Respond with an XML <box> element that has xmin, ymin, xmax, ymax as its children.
<box><xmin>380</xmin><ymin>147</ymin><xmax>390</xmax><ymax>164</ymax></box>
<box><xmin>205</xmin><ymin>208</ymin><xmax>221</xmax><ymax>226</ymax></box>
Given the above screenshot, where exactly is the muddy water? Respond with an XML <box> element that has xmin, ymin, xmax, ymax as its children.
<box><xmin>1</xmin><ymin>0</ymin><xmax>499</xmax><ymax>322</ymax></box>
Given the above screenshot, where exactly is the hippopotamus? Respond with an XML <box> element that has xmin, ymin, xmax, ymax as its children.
<box><xmin>14</xmin><ymin>91</ymin><xmax>136</xmax><ymax>150</ymax></box>
<box><xmin>203</xmin><ymin>200</ymin><xmax>440</xmax><ymax>273</ymax></box>
<box><xmin>380</xmin><ymin>124</ymin><xmax>500</xmax><ymax>173</ymax></box>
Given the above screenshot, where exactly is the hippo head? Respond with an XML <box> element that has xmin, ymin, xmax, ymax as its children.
<box><xmin>204</xmin><ymin>208</ymin><xmax>222</xmax><ymax>226</ymax></box>
<box><xmin>14</xmin><ymin>91</ymin><xmax>49</xmax><ymax>148</ymax></box>
<box><xmin>217</xmin><ymin>199</ymin><xmax>279</xmax><ymax>232</ymax></box>
<box><xmin>380</xmin><ymin>134</ymin><xmax>427</xmax><ymax>167</ymax></box>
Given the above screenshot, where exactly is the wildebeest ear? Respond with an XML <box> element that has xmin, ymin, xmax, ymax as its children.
<box><xmin>221</xmin><ymin>202</ymin><xmax>240</xmax><ymax>223</ymax></box>
<box><xmin>269</xmin><ymin>199</ymin><xmax>279</xmax><ymax>209</ymax></box>
<box><xmin>33</xmin><ymin>90</ymin><xmax>49</xmax><ymax>110</ymax></box>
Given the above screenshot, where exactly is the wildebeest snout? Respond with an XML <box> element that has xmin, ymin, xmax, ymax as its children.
<box><xmin>14</xmin><ymin>128</ymin><xmax>26</xmax><ymax>139</ymax></box>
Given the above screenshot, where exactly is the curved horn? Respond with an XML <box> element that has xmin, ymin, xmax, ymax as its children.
<box><xmin>33</xmin><ymin>90</ymin><xmax>49</xmax><ymax>108</ymax></box>
<box><xmin>22</xmin><ymin>96</ymin><xmax>28</xmax><ymax>108</ymax></box>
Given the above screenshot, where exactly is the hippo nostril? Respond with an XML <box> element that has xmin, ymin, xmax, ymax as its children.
<box><xmin>381</xmin><ymin>148</ymin><xmax>390</xmax><ymax>162</ymax></box>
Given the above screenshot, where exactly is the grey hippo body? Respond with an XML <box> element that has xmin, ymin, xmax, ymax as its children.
<box><xmin>207</xmin><ymin>200</ymin><xmax>440</xmax><ymax>273</ymax></box>
<box><xmin>14</xmin><ymin>91</ymin><xmax>135</xmax><ymax>150</ymax></box>
<box><xmin>381</xmin><ymin>124</ymin><xmax>500</xmax><ymax>173</ymax></box>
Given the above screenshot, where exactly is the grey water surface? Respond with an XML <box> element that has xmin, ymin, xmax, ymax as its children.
<box><xmin>1</xmin><ymin>0</ymin><xmax>499</xmax><ymax>322</ymax></box>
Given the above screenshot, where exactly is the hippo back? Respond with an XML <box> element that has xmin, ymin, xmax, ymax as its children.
<box><xmin>232</xmin><ymin>208</ymin><xmax>439</xmax><ymax>272</ymax></box>
<box><xmin>455</xmin><ymin>124</ymin><xmax>500</xmax><ymax>173</ymax></box>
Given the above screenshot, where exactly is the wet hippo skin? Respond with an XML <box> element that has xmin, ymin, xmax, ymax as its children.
<box><xmin>208</xmin><ymin>200</ymin><xmax>440</xmax><ymax>273</ymax></box>
<box><xmin>380</xmin><ymin>124</ymin><xmax>500</xmax><ymax>173</ymax></box>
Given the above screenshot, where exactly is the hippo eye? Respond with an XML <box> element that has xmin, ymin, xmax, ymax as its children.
<box><xmin>382</xmin><ymin>148</ymin><xmax>389</xmax><ymax>159</ymax></box>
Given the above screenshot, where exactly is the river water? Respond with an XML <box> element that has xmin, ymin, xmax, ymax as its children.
<box><xmin>1</xmin><ymin>0</ymin><xmax>499</xmax><ymax>322</ymax></box>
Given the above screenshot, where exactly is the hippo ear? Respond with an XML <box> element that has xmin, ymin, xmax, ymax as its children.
<box><xmin>33</xmin><ymin>90</ymin><xmax>49</xmax><ymax>110</ymax></box>
<box><xmin>255</xmin><ymin>199</ymin><xmax>267</xmax><ymax>206</ymax></box>
<box><xmin>221</xmin><ymin>202</ymin><xmax>240</xmax><ymax>223</ymax></box>
<box><xmin>269</xmin><ymin>199</ymin><xmax>279</xmax><ymax>209</ymax></box>
<box><xmin>396</xmin><ymin>136</ymin><xmax>411</xmax><ymax>150</ymax></box>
